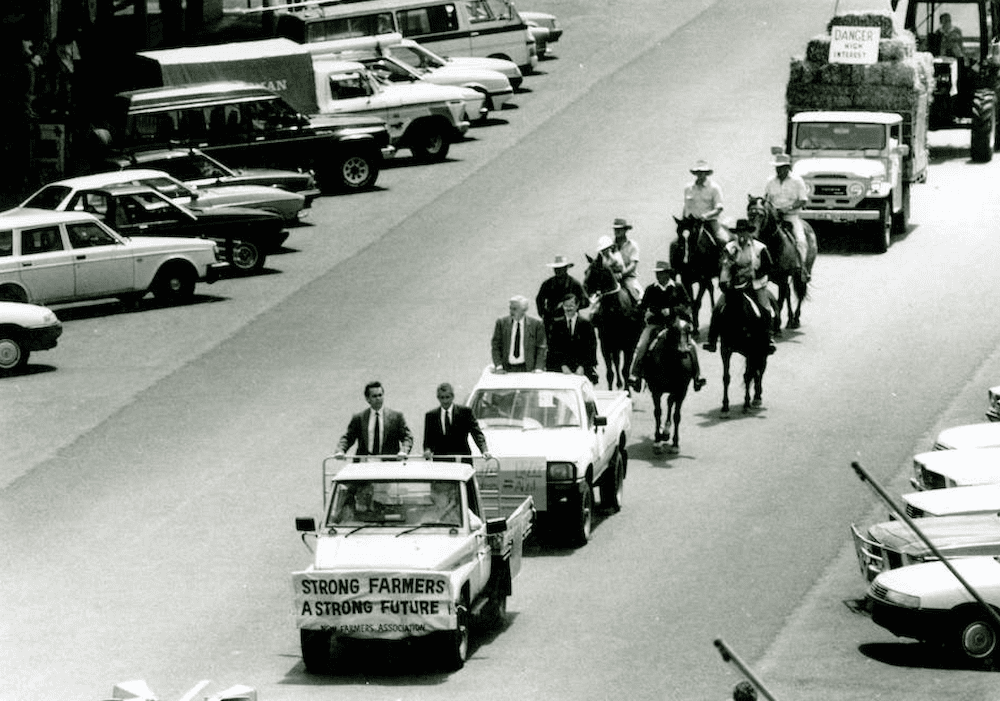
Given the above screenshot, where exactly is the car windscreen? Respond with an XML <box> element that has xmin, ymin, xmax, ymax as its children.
<box><xmin>469</xmin><ymin>388</ymin><xmax>581</xmax><ymax>429</ymax></box>
<box><xmin>21</xmin><ymin>185</ymin><xmax>73</xmax><ymax>210</ymax></box>
<box><xmin>796</xmin><ymin>122</ymin><xmax>886</xmax><ymax>150</ymax></box>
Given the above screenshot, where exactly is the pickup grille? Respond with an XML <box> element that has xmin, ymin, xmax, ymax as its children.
<box><xmin>813</xmin><ymin>184</ymin><xmax>847</xmax><ymax>196</ymax></box>
<box><xmin>920</xmin><ymin>468</ymin><xmax>946</xmax><ymax>490</ymax></box>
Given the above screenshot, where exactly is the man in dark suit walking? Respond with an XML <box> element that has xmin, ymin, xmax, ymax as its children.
<box><xmin>546</xmin><ymin>293</ymin><xmax>599</xmax><ymax>384</ymax></box>
<box><xmin>422</xmin><ymin>382</ymin><xmax>490</xmax><ymax>461</ymax></box>
<box><xmin>334</xmin><ymin>381</ymin><xmax>414</xmax><ymax>458</ymax></box>
<box><xmin>491</xmin><ymin>295</ymin><xmax>547</xmax><ymax>373</ymax></box>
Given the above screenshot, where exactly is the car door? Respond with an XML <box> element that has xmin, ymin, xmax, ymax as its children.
<box><xmin>323</xmin><ymin>70</ymin><xmax>405</xmax><ymax>140</ymax></box>
<box><xmin>65</xmin><ymin>220</ymin><xmax>135</xmax><ymax>297</ymax></box>
<box><xmin>16</xmin><ymin>224</ymin><xmax>77</xmax><ymax>303</ymax></box>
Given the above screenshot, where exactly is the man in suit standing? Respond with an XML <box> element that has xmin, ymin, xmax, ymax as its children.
<box><xmin>422</xmin><ymin>382</ymin><xmax>491</xmax><ymax>461</ymax></box>
<box><xmin>334</xmin><ymin>380</ymin><xmax>414</xmax><ymax>458</ymax></box>
<box><xmin>546</xmin><ymin>293</ymin><xmax>598</xmax><ymax>384</ymax></box>
<box><xmin>491</xmin><ymin>295</ymin><xmax>547</xmax><ymax>373</ymax></box>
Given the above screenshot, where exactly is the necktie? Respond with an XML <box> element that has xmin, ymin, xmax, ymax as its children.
<box><xmin>568</xmin><ymin>317</ymin><xmax>574</xmax><ymax>336</ymax></box>
<box><xmin>444</xmin><ymin>408</ymin><xmax>451</xmax><ymax>434</ymax></box>
<box><xmin>513</xmin><ymin>320</ymin><xmax>521</xmax><ymax>359</ymax></box>
<box><xmin>372</xmin><ymin>411</ymin><xmax>381</xmax><ymax>454</ymax></box>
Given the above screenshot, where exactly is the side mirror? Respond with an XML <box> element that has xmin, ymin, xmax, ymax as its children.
<box><xmin>594</xmin><ymin>415</ymin><xmax>608</xmax><ymax>427</ymax></box>
<box><xmin>486</xmin><ymin>517</ymin><xmax>507</xmax><ymax>535</ymax></box>
<box><xmin>770</xmin><ymin>145</ymin><xmax>784</xmax><ymax>155</ymax></box>
<box><xmin>295</xmin><ymin>517</ymin><xmax>316</xmax><ymax>532</ymax></box>
<box><xmin>897</xmin><ymin>144</ymin><xmax>910</xmax><ymax>157</ymax></box>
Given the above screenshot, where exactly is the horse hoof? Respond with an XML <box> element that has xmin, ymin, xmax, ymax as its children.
<box><xmin>669</xmin><ymin>444</ymin><xmax>679</xmax><ymax>454</ymax></box>
<box><xmin>788</xmin><ymin>319</ymin><xmax>800</xmax><ymax>330</ymax></box>
<box><xmin>772</xmin><ymin>328</ymin><xmax>783</xmax><ymax>338</ymax></box>
<box><xmin>752</xmin><ymin>398</ymin><xmax>762</xmax><ymax>408</ymax></box>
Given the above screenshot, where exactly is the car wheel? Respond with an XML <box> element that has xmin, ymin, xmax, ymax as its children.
<box><xmin>151</xmin><ymin>263</ymin><xmax>196</xmax><ymax>303</ymax></box>
<box><xmin>957</xmin><ymin>612</ymin><xmax>998</xmax><ymax>661</ymax></box>
<box><xmin>300</xmin><ymin>629</ymin><xmax>333</xmax><ymax>674</ymax></box>
<box><xmin>568</xmin><ymin>484</ymin><xmax>593</xmax><ymax>547</ymax></box>
<box><xmin>329</xmin><ymin>149</ymin><xmax>379</xmax><ymax>192</ymax></box>
<box><xmin>600</xmin><ymin>449</ymin><xmax>625</xmax><ymax>513</ymax></box>
<box><xmin>230</xmin><ymin>240</ymin><xmax>265</xmax><ymax>274</ymax></box>
<box><xmin>0</xmin><ymin>333</ymin><xmax>28</xmax><ymax>373</ymax></box>
<box><xmin>409</xmin><ymin>123</ymin><xmax>450</xmax><ymax>163</ymax></box>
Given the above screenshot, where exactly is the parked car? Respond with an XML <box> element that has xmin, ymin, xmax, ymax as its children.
<box><xmin>902</xmin><ymin>483</ymin><xmax>1000</xmax><ymax>518</ymax></box>
<box><xmin>932</xmin><ymin>422</ymin><xmax>1000</xmax><ymax>450</ymax></box>
<box><xmin>20</xmin><ymin>169</ymin><xmax>307</xmax><ymax>225</ymax></box>
<box><xmin>384</xmin><ymin>38</ymin><xmax>524</xmax><ymax>90</ymax></box>
<box><xmin>0</xmin><ymin>210</ymin><xmax>226</xmax><ymax>307</ymax></box>
<box><xmin>98</xmin><ymin>147</ymin><xmax>322</xmax><ymax>207</ymax></box>
<box><xmin>13</xmin><ymin>183</ymin><xmax>285</xmax><ymax>274</ymax></box>
<box><xmin>988</xmin><ymin>385</ymin><xmax>1000</xmax><ymax>422</ymax></box>
<box><xmin>852</xmin><ymin>513</ymin><xmax>1000</xmax><ymax>582</ymax></box>
<box><xmin>0</xmin><ymin>301</ymin><xmax>62</xmax><ymax>373</ymax></box>
<box><xmin>519</xmin><ymin>11</ymin><xmax>562</xmax><ymax>58</ymax></box>
<box><xmin>910</xmin><ymin>447</ymin><xmax>1000</xmax><ymax>490</ymax></box>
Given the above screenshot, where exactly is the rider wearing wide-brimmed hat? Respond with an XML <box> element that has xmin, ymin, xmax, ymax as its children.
<box><xmin>536</xmin><ymin>254</ymin><xmax>588</xmax><ymax>332</ymax></box>
<box><xmin>764</xmin><ymin>152</ymin><xmax>809</xmax><ymax>272</ymax></box>
<box><xmin>628</xmin><ymin>259</ymin><xmax>706</xmax><ymax>393</ymax></box>
<box><xmin>702</xmin><ymin>219</ymin><xmax>776</xmax><ymax>355</ymax></box>
<box><xmin>682</xmin><ymin>159</ymin><xmax>727</xmax><ymax>245</ymax></box>
<box><xmin>602</xmin><ymin>218</ymin><xmax>643</xmax><ymax>303</ymax></box>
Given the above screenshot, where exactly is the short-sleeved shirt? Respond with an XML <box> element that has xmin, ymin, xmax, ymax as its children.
<box><xmin>614</xmin><ymin>237</ymin><xmax>639</xmax><ymax>277</ymax></box>
<box><xmin>764</xmin><ymin>173</ymin><xmax>808</xmax><ymax>211</ymax></box>
<box><xmin>683</xmin><ymin>178</ymin><xmax>723</xmax><ymax>220</ymax></box>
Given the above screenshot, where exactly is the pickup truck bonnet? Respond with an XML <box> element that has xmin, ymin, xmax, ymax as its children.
<box><xmin>481</xmin><ymin>427</ymin><xmax>592</xmax><ymax>462</ymax></box>
<box><xmin>871</xmin><ymin>514</ymin><xmax>1000</xmax><ymax>554</ymax></box>
<box><xmin>793</xmin><ymin>157</ymin><xmax>887</xmax><ymax>179</ymax></box>
<box><xmin>903</xmin><ymin>484</ymin><xmax>1000</xmax><ymax>516</ymax></box>
<box><xmin>314</xmin><ymin>531</ymin><xmax>475</xmax><ymax>571</ymax></box>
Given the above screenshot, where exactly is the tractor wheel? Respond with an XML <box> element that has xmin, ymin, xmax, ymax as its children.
<box><xmin>970</xmin><ymin>89</ymin><xmax>996</xmax><ymax>163</ymax></box>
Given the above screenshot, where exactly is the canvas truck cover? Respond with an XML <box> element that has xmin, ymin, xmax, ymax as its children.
<box><xmin>134</xmin><ymin>39</ymin><xmax>319</xmax><ymax>115</ymax></box>
<box><xmin>293</xmin><ymin>569</ymin><xmax>455</xmax><ymax>639</ymax></box>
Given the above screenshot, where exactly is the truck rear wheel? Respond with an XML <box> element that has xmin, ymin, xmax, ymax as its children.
<box><xmin>300</xmin><ymin>629</ymin><xmax>333</xmax><ymax>674</ymax></box>
<box><xmin>970</xmin><ymin>89</ymin><xmax>996</xmax><ymax>163</ymax></box>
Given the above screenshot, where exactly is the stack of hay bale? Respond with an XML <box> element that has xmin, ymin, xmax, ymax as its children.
<box><xmin>786</xmin><ymin>11</ymin><xmax>933</xmax><ymax>116</ymax></box>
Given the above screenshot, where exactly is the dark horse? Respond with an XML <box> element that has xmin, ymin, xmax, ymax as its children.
<box><xmin>746</xmin><ymin>196</ymin><xmax>817</xmax><ymax>332</ymax></box>
<box><xmin>670</xmin><ymin>215</ymin><xmax>725</xmax><ymax>336</ymax></box>
<box><xmin>642</xmin><ymin>317</ymin><xmax>695</xmax><ymax>452</ymax></box>
<box><xmin>717</xmin><ymin>286</ymin><xmax>770</xmax><ymax>413</ymax></box>
<box><xmin>582</xmin><ymin>253</ymin><xmax>642</xmax><ymax>390</ymax></box>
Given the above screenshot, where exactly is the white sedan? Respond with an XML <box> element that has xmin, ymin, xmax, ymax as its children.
<box><xmin>0</xmin><ymin>301</ymin><xmax>62</xmax><ymax>373</ymax></box>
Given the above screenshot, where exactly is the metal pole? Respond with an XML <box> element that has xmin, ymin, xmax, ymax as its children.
<box><xmin>851</xmin><ymin>460</ymin><xmax>1000</xmax><ymax>632</ymax></box>
<box><xmin>713</xmin><ymin>638</ymin><xmax>779</xmax><ymax>701</ymax></box>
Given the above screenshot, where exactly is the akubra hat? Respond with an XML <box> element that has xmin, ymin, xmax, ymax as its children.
<box><xmin>612</xmin><ymin>217</ymin><xmax>633</xmax><ymax>230</ymax></box>
<box><xmin>690</xmin><ymin>159</ymin><xmax>713</xmax><ymax>173</ymax></box>
<box><xmin>654</xmin><ymin>260</ymin><xmax>672</xmax><ymax>272</ymax></box>
<box><xmin>771</xmin><ymin>152</ymin><xmax>792</xmax><ymax>167</ymax></box>
<box><xmin>546</xmin><ymin>254</ymin><xmax>574</xmax><ymax>268</ymax></box>
<box><xmin>730</xmin><ymin>218</ymin><xmax>756</xmax><ymax>235</ymax></box>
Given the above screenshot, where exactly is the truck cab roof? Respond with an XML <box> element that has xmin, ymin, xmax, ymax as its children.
<box><xmin>792</xmin><ymin>111</ymin><xmax>903</xmax><ymax>125</ymax></box>
<box><xmin>471</xmin><ymin>369</ymin><xmax>592</xmax><ymax>392</ymax></box>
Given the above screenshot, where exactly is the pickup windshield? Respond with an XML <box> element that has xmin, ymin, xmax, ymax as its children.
<box><xmin>796</xmin><ymin>122</ymin><xmax>886</xmax><ymax>150</ymax></box>
<box><xmin>469</xmin><ymin>388</ymin><xmax>581</xmax><ymax>429</ymax></box>
<box><xmin>326</xmin><ymin>480</ymin><xmax>463</xmax><ymax>528</ymax></box>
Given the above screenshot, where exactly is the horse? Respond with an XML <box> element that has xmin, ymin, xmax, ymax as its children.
<box><xmin>716</xmin><ymin>285</ymin><xmax>770</xmax><ymax>413</ymax></box>
<box><xmin>746</xmin><ymin>196</ymin><xmax>817</xmax><ymax>333</ymax></box>
<box><xmin>670</xmin><ymin>215</ymin><xmax>725</xmax><ymax>336</ymax></box>
<box><xmin>582</xmin><ymin>253</ymin><xmax>643</xmax><ymax>391</ymax></box>
<box><xmin>642</xmin><ymin>317</ymin><xmax>695</xmax><ymax>453</ymax></box>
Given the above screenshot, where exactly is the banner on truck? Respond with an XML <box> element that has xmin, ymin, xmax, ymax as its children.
<box><xmin>293</xmin><ymin>570</ymin><xmax>454</xmax><ymax>639</ymax></box>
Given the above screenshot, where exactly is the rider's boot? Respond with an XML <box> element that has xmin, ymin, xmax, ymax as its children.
<box><xmin>702</xmin><ymin>311</ymin><xmax>719</xmax><ymax>353</ymax></box>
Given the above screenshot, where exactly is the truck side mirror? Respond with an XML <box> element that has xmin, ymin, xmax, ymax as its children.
<box><xmin>897</xmin><ymin>144</ymin><xmax>910</xmax><ymax>157</ymax></box>
<box><xmin>770</xmin><ymin>145</ymin><xmax>784</xmax><ymax>155</ymax></box>
<box><xmin>594</xmin><ymin>415</ymin><xmax>608</xmax><ymax>427</ymax></box>
<box><xmin>295</xmin><ymin>517</ymin><xmax>316</xmax><ymax>532</ymax></box>
<box><xmin>486</xmin><ymin>517</ymin><xmax>507</xmax><ymax>534</ymax></box>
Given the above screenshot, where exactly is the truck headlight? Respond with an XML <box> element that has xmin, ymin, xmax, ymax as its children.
<box><xmin>848</xmin><ymin>182</ymin><xmax>865</xmax><ymax>197</ymax></box>
<box><xmin>547</xmin><ymin>462</ymin><xmax>576</xmax><ymax>480</ymax></box>
<box><xmin>883</xmin><ymin>588</ymin><xmax>920</xmax><ymax>608</ymax></box>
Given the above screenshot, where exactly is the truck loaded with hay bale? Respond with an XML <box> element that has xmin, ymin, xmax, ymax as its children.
<box><xmin>784</xmin><ymin>10</ymin><xmax>933</xmax><ymax>252</ymax></box>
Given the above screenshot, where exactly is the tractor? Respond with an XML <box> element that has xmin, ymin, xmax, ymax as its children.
<box><xmin>898</xmin><ymin>0</ymin><xmax>1000</xmax><ymax>161</ymax></box>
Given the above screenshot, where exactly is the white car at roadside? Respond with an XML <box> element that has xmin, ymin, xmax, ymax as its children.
<box><xmin>384</xmin><ymin>37</ymin><xmax>524</xmax><ymax>89</ymax></box>
<box><xmin>0</xmin><ymin>301</ymin><xmax>62</xmax><ymax>373</ymax></box>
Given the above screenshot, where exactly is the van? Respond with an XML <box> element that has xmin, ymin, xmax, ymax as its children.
<box><xmin>272</xmin><ymin>0</ymin><xmax>537</xmax><ymax>74</ymax></box>
<box><xmin>109</xmin><ymin>82</ymin><xmax>394</xmax><ymax>192</ymax></box>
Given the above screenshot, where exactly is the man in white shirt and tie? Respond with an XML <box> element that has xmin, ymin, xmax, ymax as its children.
<box><xmin>422</xmin><ymin>382</ymin><xmax>490</xmax><ymax>462</ymax></box>
<box><xmin>491</xmin><ymin>295</ymin><xmax>547</xmax><ymax>372</ymax></box>
<box><xmin>334</xmin><ymin>381</ymin><xmax>414</xmax><ymax>458</ymax></box>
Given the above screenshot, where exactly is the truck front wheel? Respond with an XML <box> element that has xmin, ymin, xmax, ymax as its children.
<box><xmin>873</xmin><ymin>200</ymin><xmax>891</xmax><ymax>253</ymax></box>
<box><xmin>300</xmin><ymin>629</ymin><xmax>333</xmax><ymax>674</ymax></box>
<box><xmin>568</xmin><ymin>484</ymin><xmax>593</xmax><ymax>547</ymax></box>
<box><xmin>408</xmin><ymin>122</ymin><xmax>450</xmax><ymax>163</ymax></box>
<box><xmin>325</xmin><ymin>148</ymin><xmax>379</xmax><ymax>192</ymax></box>
<box><xmin>442</xmin><ymin>598</ymin><xmax>469</xmax><ymax>670</ymax></box>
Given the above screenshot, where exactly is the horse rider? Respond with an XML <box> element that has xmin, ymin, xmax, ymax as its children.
<box><xmin>682</xmin><ymin>159</ymin><xmax>727</xmax><ymax>246</ymax></box>
<box><xmin>764</xmin><ymin>152</ymin><xmax>809</xmax><ymax>278</ymax></box>
<box><xmin>702</xmin><ymin>219</ymin><xmax>776</xmax><ymax>355</ymax></box>
<box><xmin>628</xmin><ymin>260</ymin><xmax>706</xmax><ymax>393</ymax></box>
<box><xmin>536</xmin><ymin>254</ymin><xmax>588</xmax><ymax>333</ymax></box>
<box><xmin>608</xmin><ymin>218</ymin><xmax>643</xmax><ymax>303</ymax></box>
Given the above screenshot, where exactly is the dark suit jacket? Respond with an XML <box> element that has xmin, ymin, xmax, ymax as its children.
<box><xmin>546</xmin><ymin>314</ymin><xmax>597</xmax><ymax>378</ymax></box>
<box><xmin>337</xmin><ymin>408</ymin><xmax>414</xmax><ymax>456</ymax></box>
<box><xmin>491</xmin><ymin>315</ymin><xmax>547</xmax><ymax>371</ymax></box>
<box><xmin>423</xmin><ymin>404</ymin><xmax>488</xmax><ymax>457</ymax></box>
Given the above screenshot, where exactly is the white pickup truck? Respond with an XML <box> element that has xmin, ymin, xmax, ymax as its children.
<box><xmin>909</xmin><ymin>447</ymin><xmax>1000</xmax><ymax>490</ymax></box>
<box><xmin>313</xmin><ymin>57</ymin><xmax>480</xmax><ymax>162</ymax></box>
<box><xmin>466</xmin><ymin>370</ymin><xmax>632</xmax><ymax>546</ymax></box>
<box><xmin>292</xmin><ymin>457</ymin><xmax>533</xmax><ymax>673</ymax></box>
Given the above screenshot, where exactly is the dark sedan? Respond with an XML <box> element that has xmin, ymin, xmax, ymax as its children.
<box><xmin>15</xmin><ymin>183</ymin><xmax>286</xmax><ymax>274</ymax></box>
<box><xmin>101</xmin><ymin>147</ymin><xmax>322</xmax><ymax>207</ymax></box>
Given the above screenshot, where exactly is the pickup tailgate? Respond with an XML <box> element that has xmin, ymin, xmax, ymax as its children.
<box><xmin>293</xmin><ymin>569</ymin><xmax>455</xmax><ymax>639</ymax></box>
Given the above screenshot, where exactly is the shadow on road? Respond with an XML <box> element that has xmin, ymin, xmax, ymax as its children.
<box><xmin>858</xmin><ymin>641</ymin><xmax>998</xmax><ymax>672</ymax></box>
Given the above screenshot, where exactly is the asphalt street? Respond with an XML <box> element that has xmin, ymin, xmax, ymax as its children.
<box><xmin>3</xmin><ymin>0</ymin><xmax>1000</xmax><ymax>699</ymax></box>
